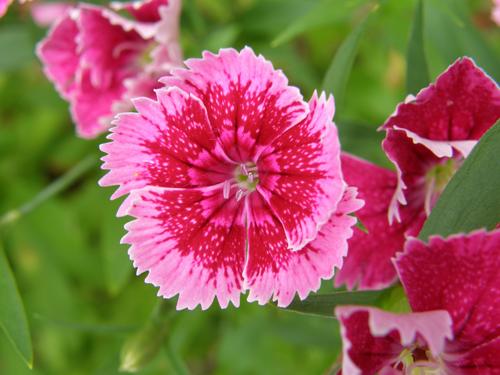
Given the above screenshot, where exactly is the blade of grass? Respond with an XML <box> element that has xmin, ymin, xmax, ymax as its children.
<box><xmin>406</xmin><ymin>0</ymin><xmax>429</xmax><ymax>94</ymax></box>
<box><xmin>321</xmin><ymin>4</ymin><xmax>378</xmax><ymax>117</ymax></box>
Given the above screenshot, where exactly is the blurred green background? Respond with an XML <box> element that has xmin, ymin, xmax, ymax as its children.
<box><xmin>0</xmin><ymin>0</ymin><xmax>498</xmax><ymax>374</ymax></box>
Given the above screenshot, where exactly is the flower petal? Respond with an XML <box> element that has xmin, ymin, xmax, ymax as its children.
<box><xmin>382</xmin><ymin>57</ymin><xmax>500</xmax><ymax>142</ymax></box>
<box><xmin>110</xmin><ymin>0</ymin><xmax>167</xmax><ymax>22</ymax></box>
<box><xmin>336</xmin><ymin>306</ymin><xmax>453</xmax><ymax>375</ymax></box>
<box><xmin>334</xmin><ymin>153</ymin><xmax>424</xmax><ymax>290</ymax></box>
<box><xmin>31</xmin><ymin>2</ymin><xmax>73</xmax><ymax>27</ymax></box>
<box><xmin>395</xmin><ymin>230</ymin><xmax>500</xmax><ymax>371</ymax></box>
<box><xmin>256</xmin><ymin>92</ymin><xmax>344</xmax><ymax>250</ymax></box>
<box><xmin>160</xmin><ymin>47</ymin><xmax>308</xmax><ymax>161</ymax></box>
<box><xmin>70</xmin><ymin>69</ymin><xmax>127</xmax><ymax>138</ymax></box>
<box><xmin>244</xmin><ymin>187</ymin><xmax>362</xmax><ymax>307</ymax></box>
<box><xmin>36</xmin><ymin>11</ymin><xmax>79</xmax><ymax>98</ymax></box>
<box><xmin>121</xmin><ymin>185</ymin><xmax>246</xmax><ymax>310</ymax></box>
<box><xmin>78</xmin><ymin>5</ymin><xmax>147</xmax><ymax>89</ymax></box>
<box><xmin>100</xmin><ymin>87</ymin><xmax>233</xmax><ymax>198</ymax></box>
<box><xmin>382</xmin><ymin>128</ymin><xmax>443</xmax><ymax>221</ymax></box>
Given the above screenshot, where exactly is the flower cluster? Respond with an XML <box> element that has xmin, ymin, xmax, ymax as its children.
<box><xmin>34</xmin><ymin>1</ymin><xmax>500</xmax><ymax>372</ymax></box>
<box><xmin>336</xmin><ymin>58</ymin><xmax>500</xmax><ymax>290</ymax></box>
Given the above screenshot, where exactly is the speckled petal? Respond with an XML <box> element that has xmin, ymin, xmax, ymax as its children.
<box><xmin>100</xmin><ymin>87</ymin><xmax>233</xmax><ymax>198</ymax></box>
<box><xmin>120</xmin><ymin>185</ymin><xmax>246</xmax><ymax>310</ymax></box>
<box><xmin>257</xmin><ymin>92</ymin><xmax>344</xmax><ymax>251</ymax></box>
<box><xmin>335</xmin><ymin>153</ymin><xmax>424</xmax><ymax>290</ymax></box>
<box><xmin>245</xmin><ymin>188</ymin><xmax>362</xmax><ymax>307</ymax></box>
<box><xmin>336</xmin><ymin>306</ymin><xmax>453</xmax><ymax>375</ymax></box>
<box><xmin>382</xmin><ymin>57</ymin><xmax>500</xmax><ymax>141</ymax></box>
<box><xmin>395</xmin><ymin>230</ymin><xmax>500</xmax><ymax>372</ymax></box>
<box><xmin>160</xmin><ymin>47</ymin><xmax>308</xmax><ymax>161</ymax></box>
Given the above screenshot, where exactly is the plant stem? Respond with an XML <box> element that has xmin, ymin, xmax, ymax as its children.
<box><xmin>0</xmin><ymin>154</ymin><xmax>98</xmax><ymax>227</ymax></box>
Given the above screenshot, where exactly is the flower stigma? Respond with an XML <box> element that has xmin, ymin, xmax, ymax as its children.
<box><xmin>223</xmin><ymin>162</ymin><xmax>259</xmax><ymax>201</ymax></box>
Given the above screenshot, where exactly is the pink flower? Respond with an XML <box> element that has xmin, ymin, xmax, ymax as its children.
<box><xmin>334</xmin><ymin>154</ymin><xmax>424</xmax><ymax>290</ymax></box>
<box><xmin>37</xmin><ymin>0</ymin><xmax>182</xmax><ymax>138</ymax></box>
<box><xmin>336</xmin><ymin>229</ymin><xmax>500</xmax><ymax>374</ymax></box>
<box><xmin>99</xmin><ymin>47</ymin><xmax>363</xmax><ymax>310</ymax></box>
<box><xmin>382</xmin><ymin>57</ymin><xmax>500</xmax><ymax>223</ymax></box>
<box><xmin>336</xmin><ymin>58</ymin><xmax>500</xmax><ymax>291</ymax></box>
<box><xmin>0</xmin><ymin>0</ymin><xmax>13</xmax><ymax>17</ymax></box>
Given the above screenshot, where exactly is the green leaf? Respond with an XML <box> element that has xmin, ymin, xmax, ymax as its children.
<box><xmin>321</xmin><ymin>6</ymin><xmax>377</xmax><ymax>115</ymax></box>
<box><xmin>406</xmin><ymin>0</ymin><xmax>429</xmax><ymax>94</ymax></box>
<box><xmin>419</xmin><ymin>122</ymin><xmax>500</xmax><ymax>240</ymax></box>
<box><xmin>281</xmin><ymin>290</ymin><xmax>387</xmax><ymax>317</ymax></box>
<box><xmin>271</xmin><ymin>0</ymin><xmax>368</xmax><ymax>47</ymax></box>
<box><xmin>0</xmin><ymin>245</ymin><xmax>33</xmax><ymax>368</ymax></box>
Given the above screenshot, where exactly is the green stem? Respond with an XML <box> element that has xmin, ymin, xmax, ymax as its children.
<box><xmin>0</xmin><ymin>154</ymin><xmax>98</xmax><ymax>227</ymax></box>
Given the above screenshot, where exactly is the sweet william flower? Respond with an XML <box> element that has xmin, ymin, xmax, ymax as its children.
<box><xmin>335</xmin><ymin>57</ymin><xmax>500</xmax><ymax>291</ymax></box>
<box><xmin>37</xmin><ymin>0</ymin><xmax>182</xmax><ymax>138</ymax></box>
<box><xmin>336</xmin><ymin>229</ymin><xmax>500</xmax><ymax>374</ymax></box>
<box><xmin>100</xmin><ymin>47</ymin><xmax>363</xmax><ymax>310</ymax></box>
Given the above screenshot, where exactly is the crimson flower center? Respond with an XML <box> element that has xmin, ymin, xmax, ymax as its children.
<box><xmin>223</xmin><ymin>162</ymin><xmax>259</xmax><ymax>201</ymax></box>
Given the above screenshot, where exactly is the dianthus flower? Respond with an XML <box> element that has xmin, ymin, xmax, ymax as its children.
<box><xmin>37</xmin><ymin>0</ymin><xmax>181</xmax><ymax>138</ymax></box>
<box><xmin>100</xmin><ymin>47</ymin><xmax>363</xmax><ymax>309</ymax></box>
<box><xmin>336</xmin><ymin>229</ymin><xmax>500</xmax><ymax>374</ymax></box>
<box><xmin>335</xmin><ymin>57</ymin><xmax>500</xmax><ymax>290</ymax></box>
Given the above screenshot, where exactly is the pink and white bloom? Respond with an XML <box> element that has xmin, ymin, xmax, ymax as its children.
<box><xmin>336</xmin><ymin>229</ymin><xmax>500</xmax><ymax>374</ymax></box>
<box><xmin>100</xmin><ymin>47</ymin><xmax>363</xmax><ymax>310</ymax></box>
<box><xmin>37</xmin><ymin>0</ymin><xmax>182</xmax><ymax>138</ymax></box>
<box><xmin>336</xmin><ymin>58</ymin><xmax>499</xmax><ymax>291</ymax></box>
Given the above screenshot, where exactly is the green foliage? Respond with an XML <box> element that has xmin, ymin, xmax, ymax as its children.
<box><xmin>0</xmin><ymin>245</ymin><xmax>32</xmax><ymax>368</ymax></box>
<box><xmin>419</xmin><ymin>122</ymin><xmax>500</xmax><ymax>240</ymax></box>
<box><xmin>0</xmin><ymin>0</ymin><xmax>498</xmax><ymax>374</ymax></box>
<box><xmin>406</xmin><ymin>0</ymin><xmax>429</xmax><ymax>94</ymax></box>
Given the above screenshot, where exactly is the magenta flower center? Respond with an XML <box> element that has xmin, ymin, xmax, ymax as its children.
<box><xmin>423</xmin><ymin>158</ymin><xmax>460</xmax><ymax>215</ymax></box>
<box><xmin>223</xmin><ymin>162</ymin><xmax>259</xmax><ymax>201</ymax></box>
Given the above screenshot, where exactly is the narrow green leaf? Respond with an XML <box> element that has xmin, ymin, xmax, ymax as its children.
<box><xmin>0</xmin><ymin>245</ymin><xmax>33</xmax><ymax>368</ymax></box>
<box><xmin>321</xmin><ymin>6</ymin><xmax>377</xmax><ymax>115</ymax></box>
<box><xmin>406</xmin><ymin>0</ymin><xmax>429</xmax><ymax>94</ymax></box>
<box><xmin>281</xmin><ymin>290</ymin><xmax>386</xmax><ymax>317</ymax></box>
<box><xmin>271</xmin><ymin>0</ymin><xmax>368</xmax><ymax>47</ymax></box>
<box><xmin>419</xmin><ymin>122</ymin><xmax>500</xmax><ymax>240</ymax></box>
